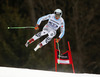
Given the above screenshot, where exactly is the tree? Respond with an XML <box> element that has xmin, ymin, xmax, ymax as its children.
<box><xmin>67</xmin><ymin>0</ymin><xmax>100</xmax><ymax>73</ymax></box>
<box><xmin>0</xmin><ymin>5</ymin><xmax>31</xmax><ymax>67</ymax></box>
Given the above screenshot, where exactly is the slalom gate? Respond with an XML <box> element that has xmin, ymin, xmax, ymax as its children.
<box><xmin>54</xmin><ymin>39</ymin><xmax>75</xmax><ymax>73</ymax></box>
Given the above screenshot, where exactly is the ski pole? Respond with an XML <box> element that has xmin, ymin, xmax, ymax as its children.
<box><xmin>8</xmin><ymin>26</ymin><xmax>35</xmax><ymax>29</ymax></box>
<box><xmin>56</xmin><ymin>39</ymin><xmax>61</xmax><ymax>64</ymax></box>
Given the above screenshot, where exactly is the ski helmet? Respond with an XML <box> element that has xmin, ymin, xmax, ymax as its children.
<box><xmin>54</xmin><ymin>9</ymin><xmax>62</xmax><ymax>17</ymax></box>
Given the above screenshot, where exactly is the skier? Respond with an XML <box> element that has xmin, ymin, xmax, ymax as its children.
<box><xmin>25</xmin><ymin>9</ymin><xmax>65</xmax><ymax>51</ymax></box>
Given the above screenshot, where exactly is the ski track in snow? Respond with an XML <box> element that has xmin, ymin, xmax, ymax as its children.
<box><xmin>0</xmin><ymin>67</ymin><xmax>100</xmax><ymax>77</ymax></box>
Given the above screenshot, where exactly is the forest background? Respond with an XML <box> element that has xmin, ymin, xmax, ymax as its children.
<box><xmin>0</xmin><ymin>0</ymin><xmax>100</xmax><ymax>74</ymax></box>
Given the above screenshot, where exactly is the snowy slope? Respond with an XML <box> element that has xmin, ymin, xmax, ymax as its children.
<box><xmin>0</xmin><ymin>67</ymin><xmax>99</xmax><ymax>77</ymax></box>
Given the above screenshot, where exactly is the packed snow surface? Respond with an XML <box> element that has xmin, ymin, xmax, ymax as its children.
<box><xmin>0</xmin><ymin>67</ymin><xmax>100</xmax><ymax>77</ymax></box>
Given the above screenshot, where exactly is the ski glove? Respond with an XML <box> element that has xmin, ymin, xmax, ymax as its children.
<box><xmin>34</xmin><ymin>24</ymin><xmax>39</xmax><ymax>30</ymax></box>
<box><xmin>56</xmin><ymin>38</ymin><xmax>61</xmax><ymax>43</ymax></box>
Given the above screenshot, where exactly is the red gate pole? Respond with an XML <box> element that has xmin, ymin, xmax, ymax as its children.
<box><xmin>68</xmin><ymin>41</ymin><xmax>75</xmax><ymax>73</ymax></box>
<box><xmin>72</xmin><ymin>62</ymin><xmax>75</xmax><ymax>73</ymax></box>
<box><xmin>54</xmin><ymin>39</ymin><xmax>57</xmax><ymax>72</ymax></box>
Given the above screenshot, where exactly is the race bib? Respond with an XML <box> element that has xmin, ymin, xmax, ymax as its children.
<box><xmin>48</xmin><ymin>21</ymin><xmax>58</xmax><ymax>28</ymax></box>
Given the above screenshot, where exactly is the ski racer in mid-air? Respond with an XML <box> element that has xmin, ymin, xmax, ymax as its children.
<box><xmin>25</xmin><ymin>9</ymin><xmax>65</xmax><ymax>51</ymax></box>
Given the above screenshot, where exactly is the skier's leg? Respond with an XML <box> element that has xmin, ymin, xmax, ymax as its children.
<box><xmin>34</xmin><ymin>31</ymin><xmax>56</xmax><ymax>51</ymax></box>
<box><xmin>32</xmin><ymin>30</ymin><xmax>48</xmax><ymax>41</ymax></box>
<box><xmin>32</xmin><ymin>25</ymin><xmax>49</xmax><ymax>41</ymax></box>
<box><xmin>25</xmin><ymin>30</ymin><xmax>48</xmax><ymax>47</ymax></box>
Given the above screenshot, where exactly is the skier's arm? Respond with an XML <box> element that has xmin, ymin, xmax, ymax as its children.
<box><xmin>37</xmin><ymin>14</ymin><xmax>51</xmax><ymax>25</ymax></box>
<box><xmin>59</xmin><ymin>20</ymin><xmax>65</xmax><ymax>39</ymax></box>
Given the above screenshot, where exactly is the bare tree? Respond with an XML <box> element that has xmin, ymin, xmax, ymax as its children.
<box><xmin>25</xmin><ymin>0</ymin><xmax>36</xmax><ymax>25</ymax></box>
<box><xmin>67</xmin><ymin>0</ymin><xmax>100</xmax><ymax>72</ymax></box>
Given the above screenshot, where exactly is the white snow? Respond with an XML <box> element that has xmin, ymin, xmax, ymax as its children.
<box><xmin>0</xmin><ymin>67</ymin><xmax>100</xmax><ymax>77</ymax></box>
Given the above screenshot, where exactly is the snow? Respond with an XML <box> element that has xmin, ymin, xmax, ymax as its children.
<box><xmin>0</xmin><ymin>67</ymin><xmax>100</xmax><ymax>77</ymax></box>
